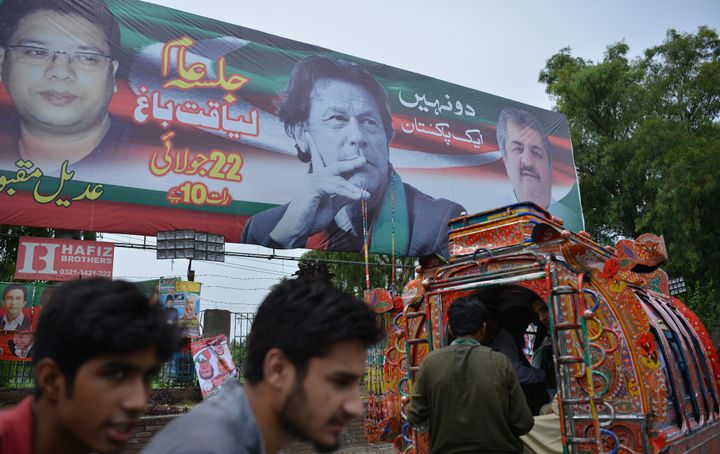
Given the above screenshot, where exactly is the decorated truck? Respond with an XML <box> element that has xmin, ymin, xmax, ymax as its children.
<box><xmin>365</xmin><ymin>203</ymin><xmax>720</xmax><ymax>453</ymax></box>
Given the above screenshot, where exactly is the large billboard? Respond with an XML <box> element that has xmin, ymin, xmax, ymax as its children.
<box><xmin>0</xmin><ymin>0</ymin><xmax>583</xmax><ymax>258</ymax></box>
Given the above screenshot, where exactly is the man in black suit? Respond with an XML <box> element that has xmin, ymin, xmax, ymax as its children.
<box><xmin>9</xmin><ymin>330</ymin><xmax>34</xmax><ymax>359</ymax></box>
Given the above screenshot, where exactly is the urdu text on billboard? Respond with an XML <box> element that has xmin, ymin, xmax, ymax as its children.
<box><xmin>0</xmin><ymin>0</ymin><xmax>584</xmax><ymax>258</ymax></box>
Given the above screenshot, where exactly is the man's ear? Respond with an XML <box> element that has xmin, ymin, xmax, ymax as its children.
<box><xmin>292</xmin><ymin>124</ymin><xmax>309</xmax><ymax>153</ymax></box>
<box><xmin>111</xmin><ymin>60</ymin><xmax>119</xmax><ymax>93</ymax></box>
<box><xmin>291</xmin><ymin>123</ymin><xmax>313</xmax><ymax>164</ymax></box>
<box><xmin>262</xmin><ymin>347</ymin><xmax>295</xmax><ymax>391</ymax></box>
<box><xmin>0</xmin><ymin>48</ymin><xmax>5</xmax><ymax>83</ymax></box>
<box><xmin>35</xmin><ymin>358</ymin><xmax>66</xmax><ymax>403</ymax></box>
<box><xmin>477</xmin><ymin>322</ymin><xmax>488</xmax><ymax>343</ymax></box>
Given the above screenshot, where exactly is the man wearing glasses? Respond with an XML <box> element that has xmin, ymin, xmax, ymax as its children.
<box><xmin>0</xmin><ymin>0</ymin><xmax>133</xmax><ymax>175</ymax></box>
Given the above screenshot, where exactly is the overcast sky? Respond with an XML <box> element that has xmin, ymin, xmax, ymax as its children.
<box><xmin>111</xmin><ymin>0</ymin><xmax>719</xmax><ymax>314</ymax></box>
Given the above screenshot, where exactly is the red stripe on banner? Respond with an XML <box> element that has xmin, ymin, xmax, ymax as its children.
<box><xmin>404</xmin><ymin>160</ymin><xmax>507</xmax><ymax>178</ymax></box>
<box><xmin>401</xmin><ymin>158</ymin><xmax>576</xmax><ymax>186</ymax></box>
<box><xmin>0</xmin><ymin>192</ymin><xmax>250</xmax><ymax>242</ymax></box>
<box><xmin>105</xmin><ymin>86</ymin><xmax>576</xmax><ymax>160</ymax></box>
<box><xmin>0</xmin><ymin>85</ymin><xmax>10</xmax><ymax>110</ymax></box>
<box><xmin>108</xmin><ymin>80</ymin><xmax>139</xmax><ymax>117</ymax></box>
<box><xmin>548</xmin><ymin>135</ymin><xmax>572</xmax><ymax>151</ymax></box>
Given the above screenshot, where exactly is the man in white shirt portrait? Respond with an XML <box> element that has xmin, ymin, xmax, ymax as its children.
<box><xmin>1</xmin><ymin>284</ymin><xmax>32</xmax><ymax>331</ymax></box>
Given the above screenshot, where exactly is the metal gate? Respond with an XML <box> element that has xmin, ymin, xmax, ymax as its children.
<box><xmin>231</xmin><ymin>312</ymin><xmax>255</xmax><ymax>374</ymax></box>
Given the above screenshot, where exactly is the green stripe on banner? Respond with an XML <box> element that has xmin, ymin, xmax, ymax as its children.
<box><xmin>111</xmin><ymin>1</ymin><xmax>501</xmax><ymax>122</ymax></box>
<box><xmin>0</xmin><ymin>170</ymin><xmax>276</xmax><ymax>216</ymax></box>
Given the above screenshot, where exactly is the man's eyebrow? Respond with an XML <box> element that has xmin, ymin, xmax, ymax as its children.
<box><xmin>14</xmin><ymin>39</ymin><xmax>107</xmax><ymax>54</ymax></box>
<box><xmin>530</xmin><ymin>144</ymin><xmax>546</xmax><ymax>155</ymax></box>
<box><xmin>75</xmin><ymin>44</ymin><xmax>108</xmax><ymax>54</ymax></box>
<box><xmin>510</xmin><ymin>139</ymin><xmax>525</xmax><ymax>147</ymax></box>
<box><xmin>100</xmin><ymin>360</ymin><xmax>159</xmax><ymax>373</ymax></box>
<box><xmin>15</xmin><ymin>39</ymin><xmax>49</xmax><ymax>46</ymax></box>
<box><xmin>320</xmin><ymin>106</ymin><xmax>380</xmax><ymax>119</ymax></box>
<box><xmin>101</xmin><ymin>361</ymin><xmax>139</xmax><ymax>370</ymax></box>
<box><xmin>320</xmin><ymin>106</ymin><xmax>348</xmax><ymax>115</ymax></box>
<box><xmin>357</xmin><ymin>110</ymin><xmax>382</xmax><ymax>119</ymax></box>
<box><xmin>328</xmin><ymin>371</ymin><xmax>361</xmax><ymax>381</ymax></box>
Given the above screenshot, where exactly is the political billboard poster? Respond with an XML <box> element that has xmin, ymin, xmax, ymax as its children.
<box><xmin>0</xmin><ymin>0</ymin><xmax>583</xmax><ymax>259</ymax></box>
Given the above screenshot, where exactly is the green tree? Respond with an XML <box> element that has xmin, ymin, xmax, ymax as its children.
<box><xmin>298</xmin><ymin>250</ymin><xmax>416</xmax><ymax>300</ymax></box>
<box><xmin>685</xmin><ymin>281</ymin><xmax>719</xmax><ymax>334</ymax></box>
<box><xmin>0</xmin><ymin>225</ymin><xmax>53</xmax><ymax>281</ymax></box>
<box><xmin>539</xmin><ymin>26</ymin><xmax>720</xmax><ymax>299</ymax></box>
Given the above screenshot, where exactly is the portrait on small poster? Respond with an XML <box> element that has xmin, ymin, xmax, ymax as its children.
<box><xmin>0</xmin><ymin>282</ymin><xmax>43</xmax><ymax>361</ymax></box>
<box><xmin>158</xmin><ymin>278</ymin><xmax>201</xmax><ymax>338</ymax></box>
<box><xmin>190</xmin><ymin>335</ymin><xmax>237</xmax><ymax>399</ymax></box>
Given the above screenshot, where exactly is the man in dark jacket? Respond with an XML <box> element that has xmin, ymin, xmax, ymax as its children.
<box><xmin>408</xmin><ymin>295</ymin><xmax>534</xmax><ymax>453</ymax></box>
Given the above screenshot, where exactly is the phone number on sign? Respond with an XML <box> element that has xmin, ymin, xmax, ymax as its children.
<box><xmin>57</xmin><ymin>269</ymin><xmax>112</xmax><ymax>277</ymax></box>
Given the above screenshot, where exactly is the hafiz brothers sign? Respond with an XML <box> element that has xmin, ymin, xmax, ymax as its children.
<box><xmin>0</xmin><ymin>0</ymin><xmax>584</xmax><ymax>259</ymax></box>
<box><xmin>15</xmin><ymin>237</ymin><xmax>115</xmax><ymax>281</ymax></box>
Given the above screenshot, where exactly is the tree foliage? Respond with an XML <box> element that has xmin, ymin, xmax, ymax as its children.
<box><xmin>0</xmin><ymin>226</ymin><xmax>96</xmax><ymax>282</ymax></box>
<box><xmin>685</xmin><ymin>281</ymin><xmax>720</xmax><ymax>334</ymax></box>
<box><xmin>0</xmin><ymin>225</ymin><xmax>54</xmax><ymax>281</ymax></box>
<box><xmin>298</xmin><ymin>250</ymin><xmax>417</xmax><ymax>300</ymax></box>
<box><xmin>539</xmin><ymin>26</ymin><xmax>720</xmax><ymax>299</ymax></box>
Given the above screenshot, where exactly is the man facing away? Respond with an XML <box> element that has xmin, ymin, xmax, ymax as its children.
<box><xmin>491</xmin><ymin>301</ymin><xmax>554</xmax><ymax>415</ymax></box>
<box><xmin>143</xmin><ymin>278</ymin><xmax>382</xmax><ymax>454</ymax></box>
<box><xmin>0</xmin><ymin>278</ymin><xmax>180</xmax><ymax>454</ymax></box>
<box><xmin>407</xmin><ymin>295</ymin><xmax>534</xmax><ymax>453</ymax></box>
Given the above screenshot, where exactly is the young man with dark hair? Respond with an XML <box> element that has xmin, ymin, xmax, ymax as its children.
<box><xmin>144</xmin><ymin>277</ymin><xmax>382</xmax><ymax>454</ymax></box>
<box><xmin>407</xmin><ymin>295</ymin><xmax>534</xmax><ymax>453</ymax></box>
<box><xmin>0</xmin><ymin>278</ymin><xmax>180</xmax><ymax>454</ymax></box>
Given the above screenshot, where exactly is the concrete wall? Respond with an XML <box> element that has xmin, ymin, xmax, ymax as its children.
<box><xmin>119</xmin><ymin>414</ymin><xmax>393</xmax><ymax>454</ymax></box>
<box><xmin>118</xmin><ymin>415</ymin><xmax>175</xmax><ymax>454</ymax></box>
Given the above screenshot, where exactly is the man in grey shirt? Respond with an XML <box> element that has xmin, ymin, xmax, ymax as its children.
<box><xmin>143</xmin><ymin>278</ymin><xmax>382</xmax><ymax>454</ymax></box>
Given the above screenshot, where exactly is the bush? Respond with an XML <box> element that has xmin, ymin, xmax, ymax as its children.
<box><xmin>685</xmin><ymin>281</ymin><xmax>719</xmax><ymax>334</ymax></box>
